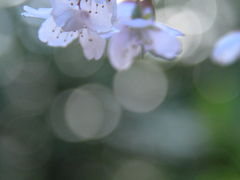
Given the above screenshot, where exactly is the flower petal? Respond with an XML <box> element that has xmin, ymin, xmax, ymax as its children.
<box><xmin>55</xmin><ymin>9</ymin><xmax>88</xmax><ymax>31</ymax></box>
<box><xmin>108</xmin><ymin>28</ymin><xmax>141</xmax><ymax>71</ymax></box>
<box><xmin>50</xmin><ymin>0</ymin><xmax>79</xmax><ymax>9</ymax></box>
<box><xmin>80</xmin><ymin>0</ymin><xmax>116</xmax><ymax>33</ymax></box>
<box><xmin>155</xmin><ymin>22</ymin><xmax>184</xmax><ymax>37</ymax></box>
<box><xmin>145</xmin><ymin>29</ymin><xmax>182</xmax><ymax>59</ymax></box>
<box><xmin>212</xmin><ymin>31</ymin><xmax>240</xmax><ymax>65</ymax></box>
<box><xmin>79</xmin><ymin>29</ymin><xmax>106</xmax><ymax>60</ymax></box>
<box><xmin>38</xmin><ymin>17</ymin><xmax>78</xmax><ymax>47</ymax></box>
<box><xmin>22</xmin><ymin>6</ymin><xmax>52</xmax><ymax>19</ymax></box>
<box><xmin>117</xmin><ymin>2</ymin><xmax>135</xmax><ymax>21</ymax></box>
<box><xmin>98</xmin><ymin>27</ymin><xmax>119</xmax><ymax>38</ymax></box>
<box><xmin>51</xmin><ymin>0</ymin><xmax>88</xmax><ymax>31</ymax></box>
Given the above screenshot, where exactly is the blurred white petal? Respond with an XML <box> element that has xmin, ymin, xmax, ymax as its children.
<box><xmin>145</xmin><ymin>29</ymin><xmax>182</xmax><ymax>59</ymax></box>
<box><xmin>79</xmin><ymin>29</ymin><xmax>106</xmax><ymax>60</ymax></box>
<box><xmin>212</xmin><ymin>31</ymin><xmax>240</xmax><ymax>65</ymax></box>
<box><xmin>156</xmin><ymin>22</ymin><xmax>185</xmax><ymax>37</ymax></box>
<box><xmin>109</xmin><ymin>28</ymin><xmax>141</xmax><ymax>71</ymax></box>
<box><xmin>22</xmin><ymin>6</ymin><xmax>52</xmax><ymax>19</ymax></box>
<box><xmin>117</xmin><ymin>2</ymin><xmax>135</xmax><ymax>22</ymax></box>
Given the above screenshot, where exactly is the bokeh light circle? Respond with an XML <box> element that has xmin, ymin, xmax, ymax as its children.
<box><xmin>82</xmin><ymin>84</ymin><xmax>122</xmax><ymax>139</ymax></box>
<box><xmin>65</xmin><ymin>89</ymin><xmax>105</xmax><ymax>140</ymax></box>
<box><xmin>0</xmin><ymin>10</ymin><xmax>15</xmax><ymax>57</ymax></box>
<box><xmin>51</xmin><ymin>84</ymin><xmax>121</xmax><ymax>142</ymax></box>
<box><xmin>114</xmin><ymin>61</ymin><xmax>168</xmax><ymax>113</ymax></box>
<box><xmin>50</xmin><ymin>90</ymin><xmax>82</xmax><ymax>142</ymax></box>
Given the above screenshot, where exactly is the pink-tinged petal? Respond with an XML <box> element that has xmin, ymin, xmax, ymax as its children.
<box><xmin>22</xmin><ymin>6</ymin><xmax>52</xmax><ymax>19</ymax></box>
<box><xmin>79</xmin><ymin>29</ymin><xmax>106</xmax><ymax>60</ymax></box>
<box><xmin>145</xmin><ymin>29</ymin><xmax>182</xmax><ymax>59</ymax></box>
<box><xmin>51</xmin><ymin>0</ymin><xmax>88</xmax><ymax>31</ymax></box>
<box><xmin>55</xmin><ymin>9</ymin><xmax>88</xmax><ymax>31</ymax></box>
<box><xmin>212</xmin><ymin>31</ymin><xmax>240</xmax><ymax>65</ymax></box>
<box><xmin>108</xmin><ymin>28</ymin><xmax>141</xmax><ymax>71</ymax></box>
<box><xmin>38</xmin><ymin>17</ymin><xmax>78</xmax><ymax>47</ymax></box>
<box><xmin>80</xmin><ymin>0</ymin><xmax>116</xmax><ymax>33</ymax></box>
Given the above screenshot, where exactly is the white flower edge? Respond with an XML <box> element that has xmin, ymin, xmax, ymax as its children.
<box><xmin>212</xmin><ymin>31</ymin><xmax>240</xmax><ymax>66</ymax></box>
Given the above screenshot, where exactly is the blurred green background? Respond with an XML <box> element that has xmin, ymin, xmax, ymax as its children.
<box><xmin>0</xmin><ymin>0</ymin><xmax>240</xmax><ymax>179</ymax></box>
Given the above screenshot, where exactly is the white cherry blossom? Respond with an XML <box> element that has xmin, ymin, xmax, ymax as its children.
<box><xmin>212</xmin><ymin>31</ymin><xmax>240</xmax><ymax>66</ymax></box>
<box><xmin>22</xmin><ymin>0</ymin><xmax>116</xmax><ymax>60</ymax></box>
<box><xmin>108</xmin><ymin>1</ymin><xmax>183</xmax><ymax>71</ymax></box>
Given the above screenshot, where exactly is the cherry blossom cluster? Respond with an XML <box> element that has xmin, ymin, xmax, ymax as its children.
<box><xmin>22</xmin><ymin>0</ymin><xmax>183</xmax><ymax>70</ymax></box>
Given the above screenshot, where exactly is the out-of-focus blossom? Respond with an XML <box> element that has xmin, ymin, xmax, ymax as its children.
<box><xmin>22</xmin><ymin>0</ymin><xmax>117</xmax><ymax>60</ymax></box>
<box><xmin>108</xmin><ymin>0</ymin><xmax>183</xmax><ymax>71</ymax></box>
<box><xmin>212</xmin><ymin>31</ymin><xmax>240</xmax><ymax>65</ymax></box>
